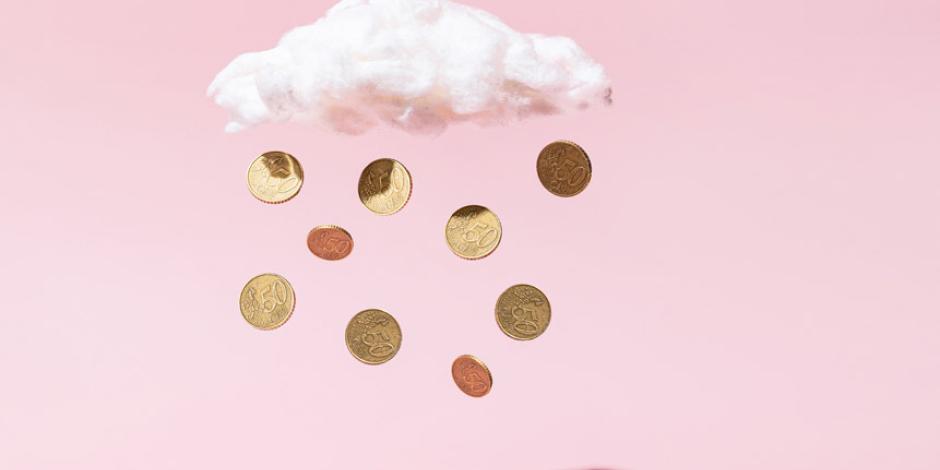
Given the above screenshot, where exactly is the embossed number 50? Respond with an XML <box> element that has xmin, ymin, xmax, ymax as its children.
<box><xmin>324</xmin><ymin>237</ymin><xmax>350</xmax><ymax>253</ymax></box>
<box><xmin>511</xmin><ymin>306</ymin><xmax>539</xmax><ymax>335</ymax></box>
<box><xmin>554</xmin><ymin>159</ymin><xmax>586</xmax><ymax>186</ymax></box>
<box><xmin>461</xmin><ymin>222</ymin><xmax>497</xmax><ymax>247</ymax></box>
<box><xmin>259</xmin><ymin>280</ymin><xmax>288</xmax><ymax>313</ymax></box>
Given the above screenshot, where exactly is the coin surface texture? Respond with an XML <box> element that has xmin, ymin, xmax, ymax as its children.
<box><xmin>445</xmin><ymin>205</ymin><xmax>502</xmax><ymax>260</ymax></box>
<box><xmin>247</xmin><ymin>151</ymin><xmax>304</xmax><ymax>204</ymax></box>
<box><xmin>495</xmin><ymin>284</ymin><xmax>552</xmax><ymax>340</ymax></box>
<box><xmin>239</xmin><ymin>273</ymin><xmax>296</xmax><ymax>330</ymax></box>
<box><xmin>358</xmin><ymin>158</ymin><xmax>412</xmax><ymax>215</ymax></box>
<box><xmin>345</xmin><ymin>309</ymin><xmax>403</xmax><ymax>365</ymax></box>
<box><xmin>452</xmin><ymin>355</ymin><xmax>493</xmax><ymax>398</ymax></box>
<box><xmin>536</xmin><ymin>140</ymin><xmax>592</xmax><ymax>197</ymax></box>
<box><xmin>307</xmin><ymin>225</ymin><xmax>354</xmax><ymax>261</ymax></box>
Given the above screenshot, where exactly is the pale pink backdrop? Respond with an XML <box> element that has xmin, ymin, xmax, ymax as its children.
<box><xmin>1</xmin><ymin>1</ymin><xmax>939</xmax><ymax>469</ymax></box>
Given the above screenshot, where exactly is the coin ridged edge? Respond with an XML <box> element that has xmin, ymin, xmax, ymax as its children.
<box><xmin>239</xmin><ymin>273</ymin><xmax>296</xmax><ymax>331</ymax></box>
<box><xmin>247</xmin><ymin>151</ymin><xmax>305</xmax><ymax>205</ymax></box>
<box><xmin>495</xmin><ymin>284</ymin><xmax>552</xmax><ymax>341</ymax></box>
<box><xmin>444</xmin><ymin>205</ymin><xmax>503</xmax><ymax>261</ymax></box>
<box><xmin>358</xmin><ymin>158</ymin><xmax>413</xmax><ymax>216</ymax></box>
<box><xmin>452</xmin><ymin>354</ymin><xmax>493</xmax><ymax>397</ymax></box>
<box><xmin>344</xmin><ymin>309</ymin><xmax>402</xmax><ymax>365</ymax></box>
<box><xmin>537</xmin><ymin>140</ymin><xmax>592</xmax><ymax>198</ymax></box>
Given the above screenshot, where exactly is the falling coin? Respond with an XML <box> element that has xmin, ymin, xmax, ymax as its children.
<box><xmin>358</xmin><ymin>158</ymin><xmax>413</xmax><ymax>215</ymax></box>
<box><xmin>451</xmin><ymin>355</ymin><xmax>493</xmax><ymax>398</ymax></box>
<box><xmin>307</xmin><ymin>225</ymin><xmax>354</xmax><ymax>261</ymax></box>
<box><xmin>239</xmin><ymin>273</ymin><xmax>296</xmax><ymax>330</ymax></box>
<box><xmin>445</xmin><ymin>205</ymin><xmax>502</xmax><ymax>260</ymax></box>
<box><xmin>495</xmin><ymin>284</ymin><xmax>552</xmax><ymax>340</ymax></box>
<box><xmin>247</xmin><ymin>151</ymin><xmax>304</xmax><ymax>204</ymax></box>
<box><xmin>345</xmin><ymin>309</ymin><xmax>403</xmax><ymax>365</ymax></box>
<box><xmin>536</xmin><ymin>140</ymin><xmax>592</xmax><ymax>197</ymax></box>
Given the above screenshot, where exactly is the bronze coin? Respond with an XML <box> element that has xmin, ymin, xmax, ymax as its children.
<box><xmin>536</xmin><ymin>140</ymin><xmax>592</xmax><ymax>197</ymax></box>
<box><xmin>307</xmin><ymin>225</ymin><xmax>354</xmax><ymax>261</ymax></box>
<box><xmin>451</xmin><ymin>355</ymin><xmax>492</xmax><ymax>398</ymax></box>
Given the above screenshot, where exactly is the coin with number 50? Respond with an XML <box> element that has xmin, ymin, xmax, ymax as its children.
<box><xmin>452</xmin><ymin>355</ymin><xmax>493</xmax><ymax>398</ymax></box>
<box><xmin>239</xmin><ymin>273</ymin><xmax>296</xmax><ymax>330</ymax></box>
<box><xmin>307</xmin><ymin>225</ymin><xmax>354</xmax><ymax>261</ymax></box>
<box><xmin>536</xmin><ymin>140</ymin><xmax>592</xmax><ymax>197</ymax></box>
<box><xmin>358</xmin><ymin>158</ymin><xmax>412</xmax><ymax>215</ymax></box>
<box><xmin>445</xmin><ymin>205</ymin><xmax>502</xmax><ymax>260</ymax></box>
<box><xmin>495</xmin><ymin>284</ymin><xmax>551</xmax><ymax>340</ymax></box>
<box><xmin>345</xmin><ymin>309</ymin><xmax>403</xmax><ymax>365</ymax></box>
<box><xmin>247</xmin><ymin>151</ymin><xmax>304</xmax><ymax>204</ymax></box>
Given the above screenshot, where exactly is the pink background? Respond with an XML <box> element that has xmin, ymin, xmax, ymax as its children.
<box><xmin>2</xmin><ymin>1</ymin><xmax>939</xmax><ymax>469</ymax></box>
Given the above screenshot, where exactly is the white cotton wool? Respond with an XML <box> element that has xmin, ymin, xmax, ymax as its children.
<box><xmin>207</xmin><ymin>0</ymin><xmax>612</xmax><ymax>134</ymax></box>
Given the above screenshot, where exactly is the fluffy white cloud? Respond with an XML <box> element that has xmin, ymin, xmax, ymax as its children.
<box><xmin>208</xmin><ymin>0</ymin><xmax>611</xmax><ymax>134</ymax></box>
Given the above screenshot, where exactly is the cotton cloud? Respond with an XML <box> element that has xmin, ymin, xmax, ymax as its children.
<box><xmin>208</xmin><ymin>0</ymin><xmax>611</xmax><ymax>134</ymax></box>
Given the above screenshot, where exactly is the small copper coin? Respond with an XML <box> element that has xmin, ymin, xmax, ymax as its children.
<box><xmin>451</xmin><ymin>355</ymin><xmax>493</xmax><ymax>398</ymax></box>
<box><xmin>307</xmin><ymin>225</ymin><xmax>353</xmax><ymax>261</ymax></box>
<box><xmin>536</xmin><ymin>140</ymin><xmax>592</xmax><ymax>197</ymax></box>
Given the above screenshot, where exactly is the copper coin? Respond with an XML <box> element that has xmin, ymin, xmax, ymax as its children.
<box><xmin>451</xmin><ymin>355</ymin><xmax>493</xmax><ymax>398</ymax></box>
<box><xmin>307</xmin><ymin>225</ymin><xmax>354</xmax><ymax>261</ymax></box>
<box><xmin>536</xmin><ymin>140</ymin><xmax>592</xmax><ymax>197</ymax></box>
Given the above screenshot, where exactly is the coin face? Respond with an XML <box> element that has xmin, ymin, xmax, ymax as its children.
<box><xmin>536</xmin><ymin>141</ymin><xmax>592</xmax><ymax>197</ymax></box>
<box><xmin>239</xmin><ymin>273</ymin><xmax>296</xmax><ymax>330</ymax></box>
<box><xmin>358</xmin><ymin>158</ymin><xmax>412</xmax><ymax>215</ymax></box>
<box><xmin>247</xmin><ymin>151</ymin><xmax>304</xmax><ymax>204</ymax></box>
<box><xmin>307</xmin><ymin>225</ymin><xmax>353</xmax><ymax>261</ymax></box>
<box><xmin>451</xmin><ymin>355</ymin><xmax>492</xmax><ymax>398</ymax></box>
<box><xmin>445</xmin><ymin>205</ymin><xmax>502</xmax><ymax>260</ymax></box>
<box><xmin>496</xmin><ymin>284</ymin><xmax>551</xmax><ymax>340</ymax></box>
<box><xmin>345</xmin><ymin>309</ymin><xmax>403</xmax><ymax>365</ymax></box>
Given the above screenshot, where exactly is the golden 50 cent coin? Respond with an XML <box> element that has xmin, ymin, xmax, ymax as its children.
<box><xmin>358</xmin><ymin>158</ymin><xmax>412</xmax><ymax>215</ymax></box>
<box><xmin>345</xmin><ymin>309</ymin><xmax>402</xmax><ymax>365</ymax></box>
<box><xmin>496</xmin><ymin>284</ymin><xmax>551</xmax><ymax>340</ymax></box>
<box><xmin>536</xmin><ymin>140</ymin><xmax>592</xmax><ymax>197</ymax></box>
<box><xmin>239</xmin><ymin>273</ymin><xmax>296</xmax><ymax>330</ymax></box>
<box><xmin>307</xmin><ymin>225</ymin><xmax>353</xmax><ymax>261</ymax></box>
<box><xmin>452</xmin><ymin>355</ymin><xmax>492</xmax><ymax>398</ymax></box>
<box><xmin>247</xmin><ymin>151</ymin><xmax>304</xmax><ymax>204</ymax></box>
<box><xmin>445</xmin><ymin>205</ymin><xmax>502</xmax><ymax>260</ymax></box>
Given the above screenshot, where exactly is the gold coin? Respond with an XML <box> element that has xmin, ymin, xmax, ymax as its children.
<box><xmin>445</xmin><ymin>205</ymin><xmax>502</xmax><ymax>260</ymax></box>
<box><xmin>345</xmin><ymin>309</ymin><xmax>403</xmax><ymax>365</ymax></box>
<box><xmin>495</xmin><ymin>284</ymin><xmax>551</xmax><ymax>340</ymax></box>
<box><xmin>536</xmin><ymin>140</ymin><xmax>592</xmax><ymax>197</ymax></box>
<box><xmin>451</xmin><ymin>355</ymin><xmax>493</xmax><ymax>398</ymax></box>
<box><xmin>358</xmin><ymin>158</ymin><xmax>412</xmax><ymax>215</ymax></box>
<box><xmin>239</xmin><ymin>273</ymin><xmax>296</xmax><ymax>330</ymax></box>
<box><xmin>247</xmin><ymin>151</ymin><xmax>304</xmax><ymax>204</ymax></box>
